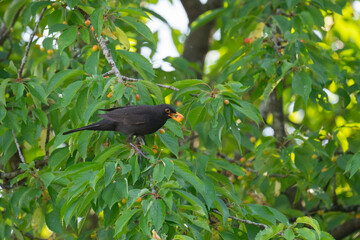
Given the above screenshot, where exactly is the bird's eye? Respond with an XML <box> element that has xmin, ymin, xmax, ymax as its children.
<box><xmin>165</xmin><ymin>108</ymin><xmax>171</xmax><ymax>114</ymax></box>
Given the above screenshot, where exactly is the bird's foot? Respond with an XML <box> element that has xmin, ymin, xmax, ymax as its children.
<box><xmin>129</xmin><ymin>142</ymin><xmax>149</xmax><ymax>159</ymax></box>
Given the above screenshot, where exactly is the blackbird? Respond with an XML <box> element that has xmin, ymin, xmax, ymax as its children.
<box><xmin>63</xmin><ymin>104</ymin><xmax>183</xmax><ymax>157</ymax></box>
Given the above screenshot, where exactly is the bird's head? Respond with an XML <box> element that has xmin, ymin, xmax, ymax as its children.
<box><xmin>159</xmin><ymin>104</ymin><xmax>184</xmax><ymax>124</ymax></box>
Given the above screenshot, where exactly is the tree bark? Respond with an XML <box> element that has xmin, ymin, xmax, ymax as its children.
<box><xmin>180</xmin><ymin>0</ymin><xmax>223</xmax><ymax>77</ymax></box>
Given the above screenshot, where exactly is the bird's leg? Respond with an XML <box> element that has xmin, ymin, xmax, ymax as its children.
<box><xmin>127</xmin><ymin>135</ymin><xmax>149</xmax><ymax>159</ymax></box>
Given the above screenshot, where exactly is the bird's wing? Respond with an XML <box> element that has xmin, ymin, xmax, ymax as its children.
<box><xmin>97</xmin><ymin>108</ymin><xmax>147</xmax><ymax>125</ymax></box>
<box><xmin>99</xmin><ymin>106</ymin><xmax>127</xmax><ymax>112</ymax></box>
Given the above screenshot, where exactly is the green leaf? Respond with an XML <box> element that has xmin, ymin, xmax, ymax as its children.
<box><xmin>47</xmin><ymin>69</ymin><xmax>83</xmax><ymax>95</ymax></box>
<box><xmin>85</xmin><ymin>51</ymin><xmax>99</xmax><ymax>75</ymax></box>
<box><xmin>11</xmin><ymin>82</ymin><xmax>25</xmax><ymax>100</ymax></box>
<box><xmin>174</xmin><ymin>162</ymin><xmax>205</xmax><ymax>196</ymax></box>
<box><xmin>149</xmin><ymin>199</ymin><xmax>166</xmax><ymax>231</ymax></box>
<box><xmin>140</xmin><ymin>80</ymin><xmax>163</xmax><ymax>103</ymax></box>
<box><xmin>173</xmin><ymin>235</ymin><xmax>194</xmax><ymax>240</ymax></box>
<box><xmin>292</xmin><ymin>71</ymin><xmax>312</xmax><ymax>104</ymax></box>
<box><xmin>174</xmin><ymin>190</ymin><xmax>207</xmax><ymax>216</ymax></box>
<box><xmin>118</xmin><ymin>50</ymin><xmax>155</xmax><ymax>80</ymax></box>
<box><xmin>39</xmin><ymin>172</ymin><xmax>55</xmax><ymax>188</ymax></box>
<box><xmin>300</xmin><ymin>11</ymin><xmax>314</xmax><ymax>29</ymax></box>
<box><xmin>231</xmin><ymin>122</ymin><xmax>242</xmax><ymax>150</ymax></box>
<box><xmin>164</xmin><ymin>120</ymin><xmax>184</xmax><ymax>139</ymax></box>
<box><xmin>190</xmin><ymin>8</ymin><xmax>225</xmax><ymax>32</ymax></box>
<box><xmin>296</xmin><ymin>216</ymin><xmax>320</xmax><ymax>236</ymax></box>
<box><xmin>27</xmin><ymin>82</ymin><xmax>47</xmax><ymax>105</ymax></box>
<box><xmin>58</xmin><ymin>27</ymin><xmax>77</xmax><ymax>53</ymax></box>
<box><xmin>212</xmin><ymin>160</ymin><xmax>245</xmax><ymax>176</ymax></box>
<box><xmin>61</xmin><ymin>81</ymin><xmax>83</xmax><ymax>107</ymax></box>
<box><xmin>102</xmin><ymin>179</ymin><xmax>128</xmax><ymax>208</ymax></box>
<box><xmin>231</xmin><ymin>101</ymin><xmax>261</xmax><ymax>124</ymax></box>
<box><xmin>0</xmin><ymin>79</ymin><xmax>10</xmax><ymax>106</ymax></box>
<box><xmin>46</xmin><ymin>209</ymin><xmax>63</xmax><ymax>233</ymax></box>
<box><xmin>130</xmin><ymin>156</ymin><xmax>140</xmax><ymax>184</ymax></box>
<box><xmin>283</xmin><ymin>228</ymin><xmax>295</xmax><ymax>240</ymax></box>
<box><xmin>158</xmin><ymin>131</ymin><xmax>179</xmax><ymax>156</ymax></box>
<box><xmin>188</xmin><ymin>106</ymin><xmax>205</xmax><ymax>128</ymax></box>
<box><xmin>83</xmin><ymin>100</ymin><xmax>108</xmax><ymax>124</ymax></box>
<box><xmin>203</xmin><ymin>177</ymin><xmax>215</xmax><ymax>208</ymax></box>
<box><xmin>296</xmin><ymin>228</ymin><xmax>317</xmax><ymax>239</ymax></box>
<box><xmin>79</xmin><ymin>27</ymin><xmax>90</xmax><ymax>44</ymax></box>
<box><xmin>273</xmin><ymin>15</ymin><xmax>291</xmax><ymax>33</ymax></box>
<box><xmin>90</xmin><ymin>8</ymin><xmax>104</xmax><ymax>37</ymax></box>
<box><xmin>136</xmin><ymin>81</ymin><xmax>153</xmax><ymax>105</ymax></box>
<box><xmin>65</xmin><ymin>0</ymin><xmax>80</xmax><ymax>8</ymax></box>
<box><xmin>114</xmin><ymin>209</ymin><xmax>140</xmax><ymax>236</ymax></box>
<box><xmin>118</xmin><ymin>16</ymin><xmax>155</xmax><ymax>45</ymax></box>
<box><xmin>93</xmin><ymin>144</ymin><xmax>124</xmax><ymax>163</ymax></box>
<box><xmin>114</xmin><ymin>26</ymin><xmax>130</xmax><ymax>50</ymax></box>
<box><xmin>255</xmin><ymin>224</ymin><xmax>285</xmax><ymax>240</ymax></box>
<box><xmin>345</xmin><ymin>152</ymin><xmax>360</xmax><ymax>178</ymax></box>
<box><xmin>214</xmin><ymin>197</ymin><xmax>229</xmax><ymax>225</ymax></box>
<box><xmin>48</xmin><ymin>147</ymin><xmax>69</xmax><ymax>170</ymax></box>
<box><xmin>33</xmin><ymin>108</ymin><xmax>48</xmax><ymax>126</ymax></box>
<box><xmin>153</xmin><ymin>163</ymin><xmax>165</xmax><ymax>183</ymax></box>
<box><xmin>118</xmin><ymin>7</ymin><xmax>150</xmax><ymax>19</ymax></box>
<box><xmin>104</xmin><ymin>162</ymin><xmax>116</xmax><ymax>187</ymax></box>
<box><xmin>163</xmin><ymin>158</ymin><xmax>174</xmax><ymax>180</ymax></box>
<box><xmin>4</xmin><ymin>0</ymin><xmax>27</xmax><ymax>28</ymax></box>
<box><xmin>172</xmin><ymin>79</ymin><xmax>203</xmax><ymax>89</ymax></box>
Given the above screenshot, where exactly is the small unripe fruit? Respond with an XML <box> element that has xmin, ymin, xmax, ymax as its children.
<box><xmin>152</xmin><ymin>149</ymin><xmax>158</xmax><ymax>154</ymax></box>
<box><xmin>135</xmin><ymin>94</ymin><xmax>140</xmax><ymax>101</ymax></box>
<box><xmin>224</xmin><ymin>99</ymin><xmax>229</xmax><ymax>105</ymax></box>
<box><xmin>92</xmin><ymin>45</ymin><xmax>98</xmax><ymax>51</ymax></box>
<box><xmin>250</xmin><ymin>136</ymin><xmax>256</xmax><ymax>143</ymax></box>
<box><xmin>107</xmin><ymin>92</ymin><xmax>113</xmax><ymax>98</ymax></box>
<box><xmin>240</xmin><ymin>157</ymin><xmax>246</xmax><ymax>163</ymax></box>
<box><xmin>136</xmin><ymin>197</ymin><xmax>142</xmax><ymax>202</ymax></box>
<box><xmin>26</xmin><ymin>92</ymin><xmax>31</xmax><ymax>97</ymax></box>
<box><xmin>121</xmin><ymin>198</ymin><xmax>127</xmax><ymax>204</ymax></box>
<box><xmin>159</xmin><ymin>129</ymin><xmax>165</xmax><ymax>134</ymax></box>
<box><xmin>245</xmin><ymin>162</ymin><xmax>252</xmax><ymax>167</ymax></box>
<box><xmin>176</xmin><ymin>100</ymin><xmax>182</xmax><ymax>107</ymax></box>
<box><xmin>62</xmin><ymin>20</ymin><xmax>67</xmax><ymax>24</ymax></box>
<box><xmin>47</xmin><ymin>49</ymin><xmax>54</xmax><ymax>55</ymax></box>
<box><xmin>40</xmin><ymin>47</ymin><xmax>45</xmax><ymax>51</ymax></box>
<box><xmin>312</xmin><ymin>154</ymin><xmax>317</xmax><ymax>159</ymax></box>
<box><xmin>85</xmin><ymin>19</ymin><xmax>91</xmax><ymax>26</ymax></box>
<box><xmin>321</xmin><ymin>167</ymin><xmax>327</xmax><ymax>172</ymax></box>
<box><xmin>152</xmin><ymin>145</ymin><xmax>158</xmax><ymax>149</ymax></box>
<box><xmin>91</xmin><ymin>26</ymin><xmax>95</xmax><ymax>31</ymax></box>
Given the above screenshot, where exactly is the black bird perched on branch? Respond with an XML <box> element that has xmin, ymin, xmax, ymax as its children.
<box><xmin>63</xmin><ymin>104</ymin><xmax>184</xmax><ymax>158</ymax></box>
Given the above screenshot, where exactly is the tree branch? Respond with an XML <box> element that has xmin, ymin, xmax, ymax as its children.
<box><xmin>0</xmin><ymin>159</ymin><xmax>48</xmax><ymax>181</ymax></box>
<box><xmin>329</xmin><ymin>218</ymin><xmax>360</xmax><ymax>240</ymax></box>
<box><xmin>11</xmin><ymin>130</ymin><xmax>25</xmax><ymax>164</ymax></box>
<box><xmin>212</xmin><ymin>209</ymin><xmax>268</xmax><ymax>229</ymax></box>
<box><xmin>102</xmin><ymin>70</ymin><xmax>180</xmax><ymax>91</ymax></box>
<box><xmin>17</xmin><ymin>7</ymin><xmax>47</xmax><ymax>80</ymax></box>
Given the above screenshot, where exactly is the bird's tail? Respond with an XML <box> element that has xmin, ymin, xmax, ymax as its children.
<box><xmin>63</xmin><ymin>120</ymin><xmax>115</xmax><ymax>135</ymax></box>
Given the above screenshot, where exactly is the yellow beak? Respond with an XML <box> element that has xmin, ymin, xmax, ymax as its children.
<box><xmin>169</xmin><ymin>112</ymin><xmax>184</xmax><ymax>124</ymax></box>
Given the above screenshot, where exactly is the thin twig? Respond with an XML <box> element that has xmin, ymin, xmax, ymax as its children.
<box><xmin>12</xmin><ymin>130</ymin><xmax>25</xmax><ymax>163</ymax></box>
<box><xmin>103</xmin><ymin>70</ymin><xmax>180</xmax><ymax>91</ymax></box>
<box><xmin>212</xmin><ymin>209</ymin><xmax>268</xmax><ymax>229</ymax></box>
<box><xmin>17</xmin><ymin>7</ymin><xmax>46</xmax><ymax>80</ymax></box>
<box><xmin>44</xmin><ymin>114</ymin><xmax>51</xmax><ymax>161</ymax></box>
<box><xmin>94</xmin><ymin>32</ymin><xmax>123</xmax><ymax>81</ymax></box>
<box><xmin>0</xmin><ymin>159</ymin><xmax>48</xmax><ymax>185</ymax></box>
